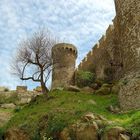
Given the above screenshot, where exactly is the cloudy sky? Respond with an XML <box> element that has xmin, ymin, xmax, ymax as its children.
<box><xmin>0</xmin><ymin>0</ymin><xmax>115</xmax><ymax>89</ymax></box>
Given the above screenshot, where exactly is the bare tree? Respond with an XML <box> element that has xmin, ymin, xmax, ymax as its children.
<box><xmin>12</xmin><ymin>29</ymin><xmax>57</xmax><ymax>98</ymax></box>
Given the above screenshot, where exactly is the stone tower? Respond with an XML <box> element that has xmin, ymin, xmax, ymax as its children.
<box><xmin>51</xmin><ymin>43</ymin><xmax>77</xmax><ymax>89</ymax></box>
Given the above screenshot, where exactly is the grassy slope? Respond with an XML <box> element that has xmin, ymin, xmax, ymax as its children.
<box><xmin>2</xmin><ymin>90</ymin><xmax>140</xmax><ymax>138</ymax></box>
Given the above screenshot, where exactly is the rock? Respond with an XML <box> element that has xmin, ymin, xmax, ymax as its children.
<box><xmin>107</xmin><ymin>105</ymin><xmax>120</xmax><ymax>113</ymax></box>
<box><xmin>102</xmin><ymin>126</ymin><xmax>126</xmax><ymax>140</ymax></box>
<box><xmin>90</xmin><ymin>83</ymin><xmax>100</xmax><ymax>90</ymax></box>
<box><xmin>65</xmin><ymin>85</ymin><xmax>80</xmax><ymax>92</ymax></box>
<box><xmin>82</xmin><ymin>112</ymin><xmax>95</xmax><ymax>122</ymax></box>
<box><xmin>60</xmin><ymin>122</ymin><xmax>99</xmax><ymax>140</ymax></box>
<box><xmin>87</xmin><ymin>99</ymin><xmax>97</xmax><ymax>105</ymax></box>
<box><xmin>16</xmin><ymin>86</ymin><xmax>27</xmax><ymax>93</ymax></box>
<box><xmin>52</xmin><ymin>87</ymin><xmax>64</xmax><ymax>91</ymax></box>
<box><xmin>95</xmin><ymin>84</ymin><xmax>112</xmax><ymax>95</ymax></box>
<box><xmin>95</xmin><ymin>115</ymin><xmax>107</xmax><ymax>121</ymax></box>
<box><xmin>81</xmin><ymin>87</ymin><xmax>94</xmax><ymax>94</ymax></box>
<box><xmin>75</xmin><ymin>122</ymin><xmax>99</xmax><ymax>140</ymax></box>
<box><xmin>60</xmin><ymin>128</ymin><xmax>71</xmax><ymax>140</ymax></box>
<box><xmin>119</xmin><ymin>134</ymin><xmax>130</xmax><ymax>140</ymax></box>
<box><xmin>1</xmin><ymin>103</ymin><xmax>16</xmax><ymax>109</ymax></box>
<box><xmin>112</xmin><ymin>84</ymin><xmax>120</xmax><ymax>94</ymax></box>
<box><xmin>17</xmin><ymin>98</ymin><xmax>31</xmax><ymax>105</ymax></box>
<box><xmin>0</xmin><ymin>112</ymin><xmax>12</xmax><ymax>127</ymax></box>
<box><xmin>4</xmin><ymin>128</ymin><xmax>30</xmax><ymax>140</ymax></box>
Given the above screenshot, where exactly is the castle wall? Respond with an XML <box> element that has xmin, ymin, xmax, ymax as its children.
<box><xmin>77</xmin><ymin>0</ymin><xmax>140</xmax><ymax>110</ymax></box>
<box><xmin>78</xmin><ymin>24</ymin><xmax>117</xmax><ymax>82</ymax></box>
<box><xmin>78</xmin><ymin>0</ymin><xmax>140</xmax><ymax>82</ymax></box>
<box><xmin>52</xmin><ymin>43</ymin><xmax>77</xmax><ymax>89</ymax></box>
<box><xmin>114</xmin><ymin>0</ymin><xmax>140</xmax><ymax>75</ymax></box>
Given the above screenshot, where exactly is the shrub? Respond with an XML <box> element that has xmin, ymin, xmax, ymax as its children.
<box><xmin>14</xmin><ymin>106</ymin><xmax>21</xmax><ymax>113</ymax></box>
<box><xmin>4</xmin><ymin>87</ymin><xmax>9</xmax><ymax>92</ymax></box>
<box><xmin>95</xmin><ymin>84</ymin><xmax>112</xmax><ymax>95</ymax></box>
<box><xmin>75</xmin><ymin>70</ymin><xmax>95</xmax><ymax>88</ymax></box>
<box><xmin>0</xmin><ymin>128</ymin><xmax>4</xmax><ymax>140</ymax></box>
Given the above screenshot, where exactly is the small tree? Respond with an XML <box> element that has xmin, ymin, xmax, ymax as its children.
<box><xmin>75</xmin><ymin>70</ymin><xmax>95</xmax><ymax>88</ymax></box>
<box><xmin>12</xmin><ymin>29</ymin><xmax>57</xmax><ymax>98</ymax></box>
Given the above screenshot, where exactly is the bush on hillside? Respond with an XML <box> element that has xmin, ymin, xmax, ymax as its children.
<box><xmin>75</xmin><ymin>70</ymin><xmax>95</xmax><ymax>88</ymax></box>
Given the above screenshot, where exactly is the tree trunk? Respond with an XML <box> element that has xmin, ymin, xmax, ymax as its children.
<box><xmin>41</xmin><ymin>81</ymin><xmax>49</xmax><ymax>97</ymax></box>
<box><xmin>40</xmin><ymin>69</ymin><xmax>49</xmax><ymax>98</ymax></box>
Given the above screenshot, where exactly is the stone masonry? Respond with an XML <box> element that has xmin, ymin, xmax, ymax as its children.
<box><xmin>77</xmin><ymin>0</ymin><xmax>140</xmax><ymax>110</ymax></box>
<box><xmin>52</xmin><ymin>43</ymin><xmax>77</xmax><ymax>89</ymax></box>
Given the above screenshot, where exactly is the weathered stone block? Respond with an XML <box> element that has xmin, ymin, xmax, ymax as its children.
<box><xmin>16</xmin><ymin>86</ymin><xmax>27</xmax><ymax>93</ymax></box>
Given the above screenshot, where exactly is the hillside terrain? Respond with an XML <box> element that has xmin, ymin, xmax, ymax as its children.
<box><xmin>0</xmin><ymin>90</ymin><xmax>140</xmax><ymax>140</ymax></box>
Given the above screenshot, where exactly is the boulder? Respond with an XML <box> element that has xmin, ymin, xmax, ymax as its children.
<box><xmin>65</xmin><ymin>85</ymin><xmax>80</xmax><ymax>92</ymax></box>
<box><xmin>81</xmin><ymin>87</ymin><xmax>94</xmax><ymax>94</ymax></box>
<box><xmin>112</xmin><ymin>84</ymin><xmax>120</xmax><ymax>94</ymax></box>
<box><xmin>60</xmin><ymin>128</ymin><xmax>71</xmax><ymax>140</ymax></box>
<box><xmin>76</xmin><ymin>122</ymin><xmax>99</xmax><ymax>140</ymax></box>
<box><xmin>4</xmin><ymin>129</ymin><xmax>30</xmax><ymax>140</ymax></box>
<box><xmin>101</xmin><ymin>126</ymin><xmax>128</xmax><ymax>140</ymax></box>
<box><xmin>82</xmin><ymin>112</ymin><xmax>95</xmax><ymax>122</ymax></box>
<box><xmin>95</xmin><ymin>84</ymin><xmax>111</xmax><ymax>95</ymax></box>
<box><xmin>16</xmin><ymin>86</ymin><xmax>27</xmax><ymax>93</ymax></box>
<box><xmin>60</xmin><ymin>122</ymin><xmax>99</xmax><ymax>140</ymax></box>
<box><xmin>90</xmin><ymin>83</ymin><xmax>100</xmax><ymax>90</ymax></box>
<box><xmin>119</xmin><ymin>134</ymin><xmax>130</xmax><ymax>140</ymax></box>
<box><xmin>1</xmin><ymin>103</ymin><xmax>16</xmax><ymax>109</ymax></box>
<box><xmin>0</xmin><ymin>112</ymin><xmax>12</xmax><ymax>127</ymax></box>
<box><xmin>87</xmin><ymin>99</ymin><xmax>97</xmax><ymax>105</ymax></box>
<box><xmin>107</xmin><ymin>105</ymin><xmax>120</xmax><ymax>113</ymax></box>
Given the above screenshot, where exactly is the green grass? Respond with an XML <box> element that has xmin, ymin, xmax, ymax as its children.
<box><xmin>2</xmin><ymin>90</ymin><xmax>140</xmax><ymax>139</ymax></box>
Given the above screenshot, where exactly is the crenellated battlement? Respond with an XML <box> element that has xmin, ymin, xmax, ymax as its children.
<box><xmin>75</xmin><ymin>0</ymin><xmax>140</xmax><ymax>111</ymax></box>
<box><xmin>52</xmin><ymin>43</ymin><xmax>77</xmax><ymax>89</ymax></box>
<box><xmin>78</xmin><ymin>23</ymin><xmax>115</xmax><ymax>71</ymax></box>
<box><xmin>52</xmin><ymin>43</ymin><xmax>77</xmax><ymax>57</ymax></box>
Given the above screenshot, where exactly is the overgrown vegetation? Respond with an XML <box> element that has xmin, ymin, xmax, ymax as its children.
<box><xmin>75</xmin><ymin>70</ymin><xmax>95</xmax><ymax>88</ymax></box>
<box><xmin>1</xmin><ymin>90</ymin><xmax>140</xmax><ymax>139</ymax></box>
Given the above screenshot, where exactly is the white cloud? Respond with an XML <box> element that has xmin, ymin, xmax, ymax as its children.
<box><xmin>0</xmin><ymin>0</ymin><xmax>115</xmax><ymax>89</ymax></box>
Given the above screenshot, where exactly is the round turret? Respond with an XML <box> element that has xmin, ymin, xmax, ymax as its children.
<box><xmin>52</xmin><ymin>43</ymin><xmax>77</xmax><ymax>89</ymax></box>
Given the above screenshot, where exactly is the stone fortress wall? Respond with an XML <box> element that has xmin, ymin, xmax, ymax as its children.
<box><xmin>78</xmin><ymin>24</ymin><xmax>116</xmax><ymax>82</ymax></box>
<box><xmin>78</xmin><ymin>0</ymin><xmax>140</xmax><ymax>110</ymax></box>
<box><xmin>78</xmin><ymin>0</ymin><xmax>140</xmax><ymax>82</ymax></box>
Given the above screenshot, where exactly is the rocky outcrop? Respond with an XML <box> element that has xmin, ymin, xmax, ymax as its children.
<box><xmin>60</xmin><ymin>122</ymin><xmax>99</xmax><ymax>140</ymax></box>
<box><xmin>59</xmin><ymin>113</ymin><xmax>130</xmax><ymax>140</ymax></box>
<box><xmin>0</xmin><ymin>112</ymin><xmax>12</xmax><ymax>127</ymax></box>
<box><xmin>65</xmin><ymin>85</ymin><xmax>81</xmax><ymax>92</ymax></box>
<box><xmin>101</xmin><ymin>126</ymin><xmax>129</xmax><ymax>140</ymax></box>
<box><xmin>0</xmin><ymin>103</ymin><xmax>16</xmax><ymax>109</ymax></box>
<box><xmin>4</xmin><ymin>129</ymin><xmax>30</xmax><ymax>140</ymax></box>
